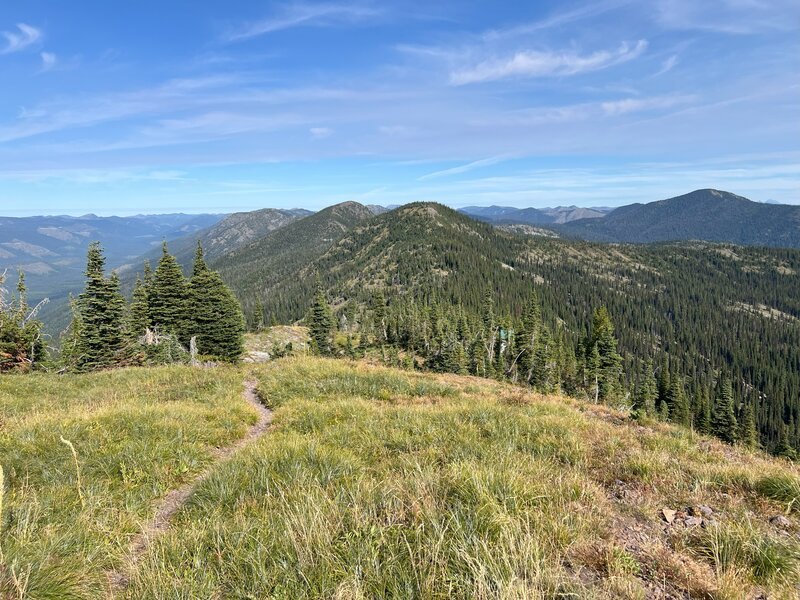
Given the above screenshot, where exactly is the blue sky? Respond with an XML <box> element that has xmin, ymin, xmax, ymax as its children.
<box><xmin>0</xmin><ymin>0</ymin><xmax>798</xmax><ymax>215</ymax></box>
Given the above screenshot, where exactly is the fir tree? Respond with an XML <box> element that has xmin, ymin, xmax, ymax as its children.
<box><xmin>587</xmin><ymin>307</ymin><xmax>623</xmax><ymax>403</ymax></box>
<box><xmin>185</xmin><ymin>243</ymin><xmax>245</xmax><ymax>362</ymax></box>
<box><xmin>0</xmin><ymin>270</ymin><xmax>47</xmax><ymax>371</ymax></box>
<box><xmin>666</xmin><ymin>377</ymin><xmax>691</xmax><ymax>426</ymax></box>
<box><xmin>127</xmin><ymin>275</ymin><xmax>151</xmax><ymax>338</ymax></box>
<box><xmin>774</xmin><ymin>421</ymin><xmax>795</xmax><ymax>459</ymax></box>
<box><xmin>69</xmin><ymin>242</ymin><xmax>126</xmax><ymax>371</ymax></box>
<box><xmin>308</xmin><ymin>281</ymin><xmax>334</xmax><ymax>355</ymax></box>
<box><xmin>738</xmin><ymin>400</ymin><xmax>759</xmax><ymax>449</ymax></box>
<box><xmin>632</xmin><ymin>360</ymin><xmax>658</xmax><ymax>418</ymax></box>
<box><xmin>695</xmin><ymin>389</ymin><xmax>712</xmax><ymax>435</ymax></box>
<box><xmin>148</xmin><ymin>242</ymin><xmax>188</xmax><ymax>340</ymax></box>
<box><xmin>712</xmin><ymin>377</ymin><xmax>738</xmax><ymax>444</ymax></box>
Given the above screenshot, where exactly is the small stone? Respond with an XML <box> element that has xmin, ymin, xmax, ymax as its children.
<box><xmin>662</xmin><ymin>508</ymin><xmax>676</xmax><ymax>524</ymax></box>
<box><xmin>685</xmin><ymin>516</ymin><xmax>703</xmax><ymax>527</ymax></box>
<box><xmin>698</xmin><ymin>505</ymin><xmax>713</xmax><ymax>517</ymax></box>
<box><xmin>770</xmin><ymin>515</ymin><xmax>791</xmax><ymax>529</ymax></box>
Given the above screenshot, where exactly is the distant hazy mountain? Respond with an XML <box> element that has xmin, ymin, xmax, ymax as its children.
<box><xmin>122</xmin><ymin>208</ymin><xmax>312</xmax><ymax>274</ymax></box>
<box><xmin>558</xmin><ymin>189</ymin><xmax>800</xmax><ymax>247</ymax></box>
<box><xmin>0</xmin><ymin>213</ymin><xmax>224</xmax><ymax>299</ymax></box>
<box><xmin>459</xmin><ymin>204</ymin><xmax>609</xmax><ymax>225</ymax></box>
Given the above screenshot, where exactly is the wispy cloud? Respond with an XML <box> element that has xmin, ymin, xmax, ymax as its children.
<box><xmin>450</xmin><ymin>40</ymin><xmax>648</xmax><ymax>85</ymax></box>
<box><xmin>419</xmin><ymin>155</ymin><xmax>511</xmax><ymax>180</ymax></box>
<box><xmin>40</xmin><ymin>51</ymin><xmax>56</xmax><ymax>71</ymax></box>
<box><xmin>225</xmin><ymin>2</ymin><xmax>381</xmax><ymax>41</ymax></box>
<box><xmin>310</xmin><ymin>126</ymin><xmax>333</xmax><ymax>138</ymax></box>
<box><xmin>601</xmin><ymin>94</ymin><xmax>695</xmax><ymax>115</ymax></box>
<box><xmin>655</xmin><ymin>0</ymin><xmax>800</xmax><ymax>34</ymax></box>
<box><xmin>483</xmin><ymin>0</ymin><xmax>632</xmax><ymax>40</ymax></box>
<box><xmin>654</xmin><ymin>54</ymin><xmax>678</xmax><ymax>77</ymax></box>
<box><xmin>1</xmin><ymin>23</ymin><xmax>41</xmax><ymax>54</ymax></box>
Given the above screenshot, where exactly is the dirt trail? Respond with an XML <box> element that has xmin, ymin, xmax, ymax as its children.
<box><xmin>107</xmin><ymin>380</ymin><xmax>272</xmax><ymax>595</ymax></box>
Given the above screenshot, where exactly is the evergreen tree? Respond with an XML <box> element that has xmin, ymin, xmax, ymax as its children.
<box><xmin>517</xmin><ymin>292</ymin><xmax>541</xmax><ymax>384</ymax></box>
<box><xmin>712</xmin><ymin>377</ymin><xmax>738</xmax><ymax>444</ymax></box>
<box><xmin>587</xmin><ymin>307</ymin><xmax>623</xmax><ymax>403</ymax></box>
<box><xmin>774</xmin><ymin>421</ymin><xmax>796</xmax><ymax>459</ymax></box>
<box><xmin>372</xmin><ymin>289</ymin><xmax>387</xmax><ymax>344</ymax></box>
<box><xmin>738</xmin><ymin>400</ymin><xmax>759</xmax><ymax>449</ymax></box>
<box><xmin>308</xmin><ymin>281</ymin><xmax>334</xmax><ymax>355</ymax></box>
<box><xmin>632</xmin><ymin>360</ymin><xmax>658</xmax><ymax>418</ymax></box>
<box><xmin>69</xmin><ymin>242</ymin><xmax>126</xmax><ymax>371</ymax></box>
<box><xmin>666</xmin><ymin>377</ymin><xmax>691</xmax><ymax>426</ymax></box>
<box><xmin>695</xmin><ymin>389</ymin><xmax>712</xmax><ymax>435</ymax></box>
<box><xmin>185</xmin><ymin>243</ymin><xmax>245</xmax><ymax>362</ymax></box>
<box><xmin>148</xmin><ymin>242</ymin><xmax>188</xmax><ymax>340</ymax></box>
<box><xmin>127</xmin><ymin>275</ymin><xmax>151</xmax><ymax>338</ymax></box>
<box><xmin>0</xmin><ymin>270</ymin><xmax>47</xmax><ymax>371</ymax></box>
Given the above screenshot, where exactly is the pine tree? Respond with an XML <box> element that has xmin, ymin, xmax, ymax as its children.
<box><xmin>0</xmin><ymin>270</ymin><xmax>47</xmax><ymax>371</ymax></box>
<box><xmin>308</xmin><ymin>281</ymin><xmax>334</xmax><ymax>355</ymax></box>
<box><xmin>587</xmin><ymin>307</ymin><xmax>623</xmax><ymax>403</ymax></box>
<box><xmin>148</xmin><ymin>242</ymin><xmax>188</xmax><ymax>340</ymax></box>
<box><xmin>69</xmin><ymin>242</ymin><xmax>126</xmax><ymax>371</ymax></box>
<box><xmin>185</xmin><ymin>243</ymin><xmax>245</xmax><ymax>362</ymax></box>
<box><xmin>738</xmin><ymin>400</ymin><xmax>759</xmax><ymax>449</ymax></box>
<box><xmin>712</xmin><ymin>377</ymin><xmax>738</xmax><ymax>444</ymax></box>
<box><xmin>127</xmin><ymin>275</ymin><xmax>151</xmax><ymax>338</ymax></box>
<box><xmin>774</xmin><ymin>421</ymin><xmax>795</xmax><ymax>459</ymax></box>
<box><xmin>666</xmin><ymin>377</ymin><xmax>690</xmax><ymax>426</ymax></box>
<box><xmin>517</xmin><ymin>292</ymin><xmax>541</xmax><ymax>384</ymax></box>
<box><xmin>695</xmin><ymin>389</ymin><xmax>712</xmax><ymax>434</ymax></box>
<box><xmin>632</xmin><ymin>360</ymin><xmax>658</xmax><ymax>418</ymax></box>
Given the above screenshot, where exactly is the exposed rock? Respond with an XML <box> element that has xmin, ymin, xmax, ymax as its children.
<box><xmin>769</xmin><ymin>515</ymin><xmax>791</xmax><ymax>529</ymax></box>
<box><xmin>685</xmin><ymin>516</ymin><xmax>703</xmax><ymax>527</ymax></box>
<box><xmin>698</xmin><ymin>505</ymin><xmax>713</xmax><ymax>518</ymax></box>
<box><xmin>662</xmin><ymin>508</ymin><xmax>676</xmax><ymax>524</ymax></box>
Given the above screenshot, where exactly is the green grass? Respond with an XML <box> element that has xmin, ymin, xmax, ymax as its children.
<box><xmin>0</xmin><ymin>366</ymin><xmax>255</xmax><ymax>598</ymax></box>
<box><xmin>122</xmin><ymin>358</ymin><xmax>800</xmax><ymax>599</ymax></box>
<box><xmin>2</xmin><ymin>357</ymin><xmax>800</xmax><ymax>599</ymax></box>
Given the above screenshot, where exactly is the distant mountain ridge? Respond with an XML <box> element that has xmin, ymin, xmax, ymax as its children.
<box><xmin>459</xmin><ymin>204</ymin><xmax>609</xmax><ymax>225</ymax></box>
<box><xmin>557</xmin><ymin>189</ymin><xmax>800</xmax><ymax>247</ymax></box>
<box><xmin>122</xmin><ymin>207</ymin><xmax>312</xmax><ymax>273</ymax></box>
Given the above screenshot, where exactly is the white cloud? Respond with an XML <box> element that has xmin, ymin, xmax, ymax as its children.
<box><xmin>654</xmin><ymin>54</ymin><xmax>678</xmax><ymax>76</ymax></box>
<box><xmin>601</xmin><ymin>94</ymin><xmax>694</xmax><ymax>115</ymax></box>
<box><xmin>450</xmin><ymin>40</ymin><xmax>648</xmax><ymax>85</ymax></box>
<box><xmin>419</xmin><ymin>155</ymin><xmax>511</xmax><ymax>180</ymax></box>
<box><xmin>1</xmin><ymin>23</ymin><xmax>41</xmax><ymax>54</ymax></box>
<box><xmin>40</xmin><ymin>51</ymin><xmax>56</xmax><ymax>71</ymax></box>
<box><xmin>310</xmin><ymin>126</ymin><xmax>333</xmax><ymax>138</ymax></box>
<box><xmin>225</xmin><ymin>2</ymin><xmax>380</xmax><ymax>41</ymax></box>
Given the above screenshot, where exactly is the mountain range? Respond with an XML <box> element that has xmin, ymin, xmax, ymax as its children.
<box><xmin>557</xmin><ymin>189</ymin><xmax>800</xmax><ymax>246</ymax></box>
<box><xmin>460</xmin><ymin>204</ymin><xmax>610</xmax><ymax>225</ymax></box>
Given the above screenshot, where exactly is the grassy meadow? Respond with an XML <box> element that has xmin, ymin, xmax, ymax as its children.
<box><xmin>0</xmin><ymin>366</ymin><xmax>257</xmax><ymax>598</ymax></box>
<box><xmin>1</xmin><ymin>356</ymin><xmax>800</xmax><ymax>598</ymax></box>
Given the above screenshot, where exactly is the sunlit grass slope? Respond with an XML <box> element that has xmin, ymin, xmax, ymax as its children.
<box><xmin>0</xmin><ymin>366</ymin><xmax>256</xmax><ymax>598</ymax></box>
<box><xmin>127</xmin><ymin>357</ymin><xmax>800</xmax><ymax>599</ymax></box>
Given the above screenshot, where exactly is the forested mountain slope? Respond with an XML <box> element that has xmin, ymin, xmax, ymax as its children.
<box><xmin>559</xmin><ymin>189</ymin><xmax>800</xmax><ymax>247</ymax></box>
<box><xmin>213</xmin><ymin>202</ymin><xmax>800</xmax><ymax>452</ymax></box>
<box><xmin>122</xmin><ymin>208</ymin><xmax>311</xmax><ymax>273</ymax></box>
<box><xmin>211</xmin><ymin>201</ymin><xmax>374</xmax><ymax>323</ymax></box>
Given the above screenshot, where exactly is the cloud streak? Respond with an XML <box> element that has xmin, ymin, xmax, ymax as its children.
<box><xmin>601</xmin><ymin>94</ymin><xmax>694</xmax><ymax>115</ymax></box>
<box><xmin>419</xmin><ymin>155</ymin><xmax>511</xmax><ymax>180</ymax></box>
<box><xmin>40</xmin><ymin>51</ymin><xmax>56</xmax><ymax>71</ymax></box>
<box><xmin>225</xmin><ymin>2</ymin><xmax>380</xmax><ymax>41</ymax></box>
<box><xmin>1</xmin><ymin>23</ymin><xmax>41</xmax><ymax>54</ymax></box>
<box><xmin>450</xmin><ymin>40</ymin><xmax>648</xmax><ymax>85</ymax></box>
